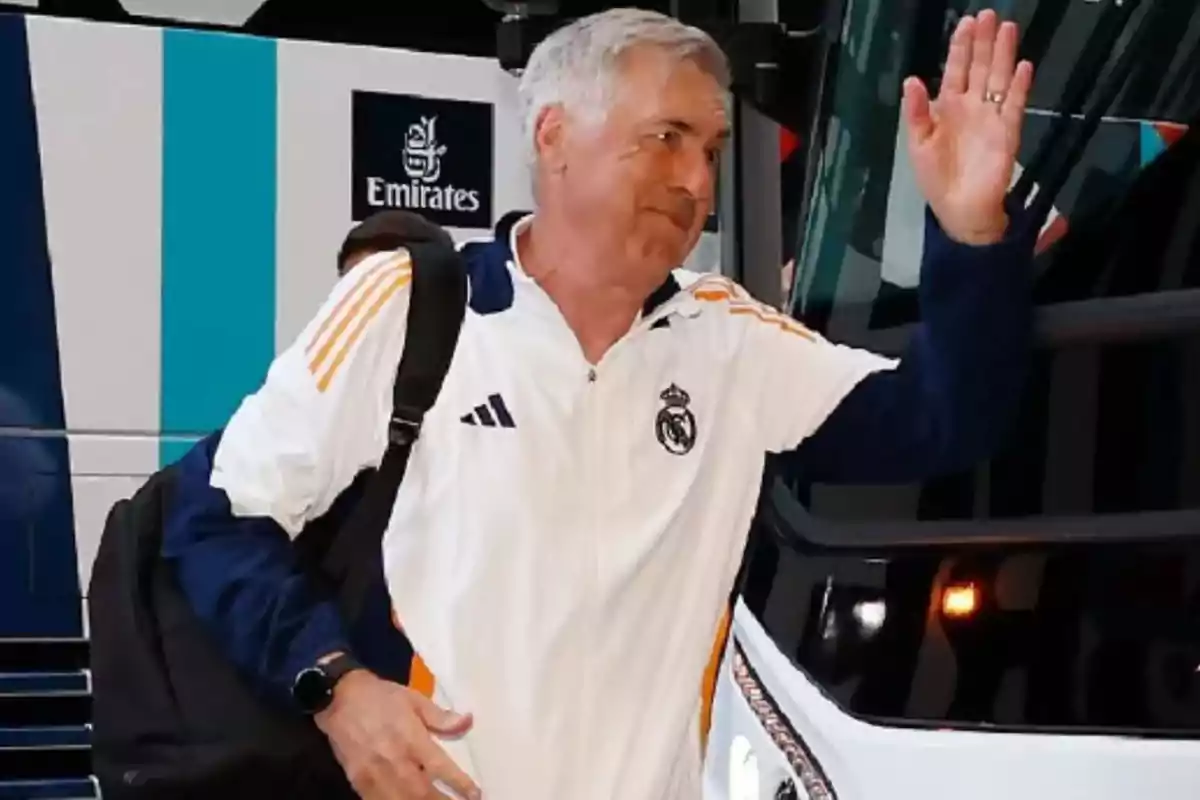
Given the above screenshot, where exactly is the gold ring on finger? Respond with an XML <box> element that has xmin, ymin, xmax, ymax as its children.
<box><xmin>984</xmin><ymin>90</ymin><xmax>1006</xmax><ymax>105</ymax></box>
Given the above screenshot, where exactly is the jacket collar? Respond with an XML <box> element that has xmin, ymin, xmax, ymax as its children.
<box><xmin>499</xmin><ymin>211</ymin><xmax>687</xmax><ymax>318</ymax></box>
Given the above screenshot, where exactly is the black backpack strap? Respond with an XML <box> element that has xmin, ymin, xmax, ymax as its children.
<box><xmin>320</xmin><ymin>240</ymin><xmax>468</xmax><ymax>618</ymax></box>
<box><xmin>387</xmin><ymin>240</ymin><xmax>469</xmax><ymax>447</ymax></box>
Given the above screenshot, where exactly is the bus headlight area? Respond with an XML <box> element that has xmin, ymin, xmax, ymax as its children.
<box><xmin>728</xmin><ymin>735</ymin><xmax>760</xmax><ymax>800</ymax></box>
<box><xmin>729</xmin><ymin>643</ymin><xmax>835</xmax><ymax>800</ymax></box>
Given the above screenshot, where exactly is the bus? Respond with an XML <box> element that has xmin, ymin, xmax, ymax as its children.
<box><xmin>703</xmin><ymin>1</ymin><xmax>1200</xmax><ymax>798</ymax></box>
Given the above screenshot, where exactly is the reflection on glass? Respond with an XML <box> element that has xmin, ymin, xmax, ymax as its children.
<box><xmin>779</xmin><ymin>0</ymin><xmax>1200</xmax><ymax>522</ymax></box>
<box><xmin>746</xmin><ymin>0</ymin><xmax>1200</xmax><ymax>738</ymax></box>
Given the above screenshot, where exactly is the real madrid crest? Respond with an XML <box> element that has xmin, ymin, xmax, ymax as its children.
<box><xmin>655</xmin><ymin>383</ymin><xmax>697</xmax><ymax>455</ymax></box>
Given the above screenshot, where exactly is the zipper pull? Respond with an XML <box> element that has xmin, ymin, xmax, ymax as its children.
<box><xmin>587</xmin><ymin>368</ymin><xmax>597</xmax><ymax>383</ymax></box>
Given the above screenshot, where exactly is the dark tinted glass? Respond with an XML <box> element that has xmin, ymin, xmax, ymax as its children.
<box><xmin>750</xmin><ymin>0</ymin><xmax>1200</xmax><ymax>735</ymax></box>
<box><xmin>742</xmin><ymin>515</ymin><xmax>1200</xmax><ymax>735</ymax></box>
<box><xmin>792</xmin><ymin>0</ymin><xmax>1198</xmax><ymax>323</ymax></box>
<box><xmin>788</xmin><ymin>0</ymin><xmax>1200</xmax><ymax>522</ymax></box>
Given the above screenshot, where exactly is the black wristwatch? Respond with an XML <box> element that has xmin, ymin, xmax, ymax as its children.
<box><xmin>291</xmin><ymin>653</ymin><xmax>364</xmax><ymax>715</ymax></box>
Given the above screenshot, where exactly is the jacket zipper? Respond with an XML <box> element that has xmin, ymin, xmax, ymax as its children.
<box><xmin>578</xmin><ymin>361</ymin><xmax>601</xmax><ymax>794</ymax></box>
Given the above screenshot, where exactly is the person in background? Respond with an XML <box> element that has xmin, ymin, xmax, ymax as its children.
<box><xmin>339</xmin><ymin>210</ymin><xmax>534</xmax><ymax>278</ymax></box>
<box><xmin>336</xmin><ymin>211</ymin><xmax>440</xmax><ymax>276</ymax></box>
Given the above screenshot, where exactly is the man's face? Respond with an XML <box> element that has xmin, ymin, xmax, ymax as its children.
<box><xmin>539</xmin><ymin>46</ymin><xmax>729</xmax><ymax>281</ymax></box>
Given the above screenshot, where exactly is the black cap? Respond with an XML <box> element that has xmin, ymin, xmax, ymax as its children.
<box><xmin>337</xmin><ymin>210</ymin><xmax>455</xmax><ymax>275</ymax></box>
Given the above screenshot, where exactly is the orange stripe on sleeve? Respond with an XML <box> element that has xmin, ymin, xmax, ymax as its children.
<box><xmin>699</xmin><ymin>607</ymin><xmax>733</xmax><ymax>754</ymax></box>
<box><xmin>692</xmin><ymin>278</ymin><xmax>817</xmax><ymax>341</ymax></box>
<box><xmin>306</xmin><ymin>255</ymin><xmax>405</xmax><ymax>355</ymax></box>
<box><xmin>689</xmin><ymin>275</ymin><xmax>738</xmax><ymax>297</ymax></box>
<box><xmin>729</xmin><ymin>304</ymin><xmax>816</xmax><ymax>340</ymax></box>
<box><xmin>314</xmin><ymin>271</ymin><xmax>412</xmax><ymax>392</ymax></box>
<box><xmin>308</xmin><ymin>258</ymin><xmax>410</xmax><ymax>374</ymax></box>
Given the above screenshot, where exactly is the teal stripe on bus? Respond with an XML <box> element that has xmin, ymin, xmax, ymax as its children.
<box><xmin>161</xmin><ymin>30</ymin><xmax>277</xmax><ymax>466</ymax></box>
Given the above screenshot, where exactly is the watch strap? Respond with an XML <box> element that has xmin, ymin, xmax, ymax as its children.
<box><xmin>321</xmin><ymin>652</ymin><xmax>363</xmax><ymax>686</ymax></box>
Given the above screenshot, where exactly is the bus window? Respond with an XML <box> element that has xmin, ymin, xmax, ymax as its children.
<box><xmin>745</xmin><ymin>0</ymin><xmax>1200</xmax><ymax>735</ymax></box>
<box><xmin>788</xmin><ymin>0</ymin><xmax>1199</xmax><ymax>523</ymax></box>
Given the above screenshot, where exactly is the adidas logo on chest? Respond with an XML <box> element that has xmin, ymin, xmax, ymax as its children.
<box><xmin>460</xmin><ymin>393</ymin><xmax>516</xmax><ymax>428</ymax></box>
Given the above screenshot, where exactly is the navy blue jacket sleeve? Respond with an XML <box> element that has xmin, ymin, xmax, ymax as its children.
<box><xmin>161</xmin><ymin>433</ymin><xmax>351</xmax><ymax>709</ymax></box>
<box><xmin>789</xmin><ymin>208</ymin><xmax>1036</xmax><ymax>483</ymax></box>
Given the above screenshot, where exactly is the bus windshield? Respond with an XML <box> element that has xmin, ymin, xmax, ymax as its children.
<box><xmin>786</xmin><ymin>0</ymin><xmax>1200</xmax><ymax>524</ymax></box>
<box><xmin>740</xmin><ymin>0</ymin><xmax>1200</xmax><ymax>738</ymax></box>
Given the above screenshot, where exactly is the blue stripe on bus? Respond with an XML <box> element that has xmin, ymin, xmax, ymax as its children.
<box><xmin>0</xmin><ymin>13</ymin><xmax>81</xmax><ymax>636</ymax></box>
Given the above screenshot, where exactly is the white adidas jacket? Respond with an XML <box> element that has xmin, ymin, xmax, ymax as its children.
<box><xmin>206</xmin><ymin>211</ymin><xmax>1027</xmax><ymax>798</ymax></box>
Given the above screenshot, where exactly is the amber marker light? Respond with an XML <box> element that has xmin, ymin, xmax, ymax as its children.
<box><xmin>941</xmin><ymin>582</ymin><xmax>980</xmax><ymax>618</ymax></box>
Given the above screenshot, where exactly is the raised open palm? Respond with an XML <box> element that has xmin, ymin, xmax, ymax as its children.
<box><xmin>902</xmin><ymin>10</ymin><xmax>1035</xmax><ymax>245</ymax></box>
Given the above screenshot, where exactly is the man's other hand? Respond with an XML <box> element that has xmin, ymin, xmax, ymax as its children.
<box><xmin>315</xmin><ymin>669</ymin><xmax>479</xmax><ymax>799</ymax></box>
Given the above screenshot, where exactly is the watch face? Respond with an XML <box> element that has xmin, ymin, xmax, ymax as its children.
<box><xmin>293</xmin><ymin>666</ymin><xmax>333</xmax><ymax>714</ymax></box>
